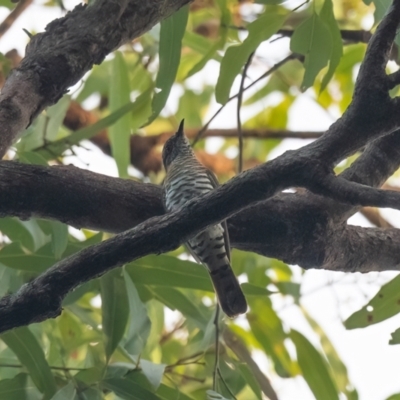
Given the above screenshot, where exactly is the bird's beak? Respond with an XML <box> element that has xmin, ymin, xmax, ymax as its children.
<box><xmin>176</xmin><ymin>119</ymin><xmax>185</xmax><ymax>137</ymax></box>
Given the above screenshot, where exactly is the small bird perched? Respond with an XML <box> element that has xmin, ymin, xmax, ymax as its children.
<box><xmin>162</xmin><ymin>120</ymin><xmax>247</xmax><ymax>318</ymax></box>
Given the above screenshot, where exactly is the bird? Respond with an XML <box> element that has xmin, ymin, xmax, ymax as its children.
<box><xmin>162</xmin><ymin>119</ymin><xmax>247</xmax><ymax>318</ymax></box>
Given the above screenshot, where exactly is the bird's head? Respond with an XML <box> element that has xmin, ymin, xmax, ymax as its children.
<box><xmin>162</xmin><ymin>119</ymin><xmax>192</xmax><ymax>171</ymax></box>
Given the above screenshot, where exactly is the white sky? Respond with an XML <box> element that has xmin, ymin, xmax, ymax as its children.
<box><xmin>2</xmin><ymin>1</ymin><xmax>400</xmax><ymax>400</ymax></box>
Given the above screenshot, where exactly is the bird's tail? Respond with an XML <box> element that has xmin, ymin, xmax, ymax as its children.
<box><xmin>209</xmin><ymin>264</ymin><xmax>247</xmax><ymax>318</ymax></box>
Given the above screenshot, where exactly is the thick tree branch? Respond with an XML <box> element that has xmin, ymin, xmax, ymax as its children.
<box><xmin>0</xmin><ymin>0</ymin><xmax>191</xmax><ymax>157</ymax></box>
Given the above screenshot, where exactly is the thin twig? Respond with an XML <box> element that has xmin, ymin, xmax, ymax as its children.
<box><xmin>218</xmin><ymin>368</ymin><xmax>237</xmax><ymax>400</ymax></box>
<box><xmin>192</xmin><ymin>54</ymin><xmax>297</xmax><ymax>145</ymax></box>
<box><xmin>212</xmin><ymin>305</ymin><xmax>220</xmax><ymax>392</ymax></box>
<box><xmin>0</xmin><ymin>363</ymin><xmax>86</xmax><ymax>371</ymax></box>
<box><xmin>237</xmin><ymin>52</ymin><xmax>254</xmax><ymax>173</ymax></box>
<box><xmin>0</xmin><ymin>0</ymin><xmax>33</xmax><ymax>40</ymax></box>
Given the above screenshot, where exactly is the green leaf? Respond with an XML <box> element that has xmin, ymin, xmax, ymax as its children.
<box><xmin>319</xmin><ymin>0</ymin><xmax>343</xmax><ymax>90</ymax></box>
<box><xmin>140</xmin><ymin>360</ymin><xmax>165</xmax><ymax>391</ymax></box>
<box><xmin>216</xmin><ymin>10</ymin><xmax>286</xmax><ymax>104</ymax></box>
<box><xmin>109</xmin><ymin>52</ymin><xmax>131</xmax><ymax>177</ymax></box>
<box><xmin>303</xmin><ymin>309</ymin><xmax>357</xmax><ymax>399</ymax></box>
<box><xmin>390</xmin><ymin>327</ymin><xmax>400</xmax><ymax>345</ymax></box>
<box><xmin>387</xmin><ymin>394</ymin><xmax>400</xmax><ymax>400</ymax></box>
<box><xmin>242</xmin><ymin>282</ymin><xmax>273</xmax><ymax>297</ymax></box>
<box><xmin>36</xmin><ymin>90</ymin><xmax>151</xmax><ymax>160</ymax></box>
<box><xmin>206</xmin><ymin>390</ymin><xmax>230</xmax><ymax>400</ymax></box>
<box><xmin>156</xmin><ymin>384</ymin><xmax>194</xmax><ymax>400</ymax></box>
<box><xmin>44</xmin><ymin>95</ymin><xmax>71</xmax><ymax>141</ymax></box>
<box><xmin>290</xmin><ymin>12</ymin><xmax>333</xmax><ymax>91</ymax></box>
<box><xmin>123</xmin><ymin>269</ymin><xmax>151</xmax><ymax>356</ymax></box>
<box><xmin>49</xmin><ymin>221</ymin><xmax>68</xmax><ymax>260</ymax></box>
<box><xmin>238</xmin><ymin>364</ymin><xmax>262</xmax><ymax>400</ymax></box>
<box><xmin>18</xmin><ymin>151</ymin><xmax>49</xmax><ymax>166</ymax></box>
<box><xmin>102</xmin><ymin>378</ymin><xmax>161</xmax><ymax>400</ymax></box>
<box><xmin>149</xmin><ymin>5</ymin><xmax>189</xmax><ymax>122</ymax></box>
<box><xmin>50</xmin><ymin>382</ymin><xmax>76</xmax><ymax>400</ymax></box>
<box><xmin>0</xmin><ymin>373</ymin><xmax>32</xmax><ymax>400</ymax></box>
<box><xmin>247</xmin><ymin>297</ymin><xmax>297</xmax><ymax>377</ymax></box>
<box><xmin>101</xmin><ymin>269</ymin><xmax>129</xmax><ymax>360</ymax></box>
<box><xmin>290</xmin><ymin>330</ymin><xmax>339</xmax><ymax>400</ymax></box>
<box><xmin>126</xmin><ymin>255</ymin><xmax>213</xmax><ymax>292</ymax></box>
<box><xmin>344</xmin><ymin>275</ymin><xmax>400</xmax><ymax>329</ymax></box>
<box><xmin>0</xmin><ymin>242</ymin><xmax>54</xmax><ymax>273</ymax></box>
<box><xmin>0</xmin><ymin>218</ymin><xmax>36</xmax><ymax>252</ymax></box>
<box><xmin>151</xmin><ymin>286</ymin><xmax>207</xmax><ymax>325</ymax></box>
<box><xmin>1</xmin><ymin>327</ymin><xmax>57</xmax><ymax>399</ymax></box>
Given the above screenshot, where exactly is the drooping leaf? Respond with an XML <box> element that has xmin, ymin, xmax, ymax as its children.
<box><xmin>303</xmin><ymin>308</ymin><xmax>357</xmax><ymax>399</ymax></box>
<box><xmin>290</xmin><ymin>330</ymin><xmax>339</xmax><ymax>400</ymax></box>
<box><xmin>50</xmin><ymin>382</ymin><xmax>76</xmax><ymax>400</ymax></box>
<box><xmin>344</xmin><ymin>275</ymin><xmax>400</xmax><ymax>329</ymax></box>
<box><xmin>140</xmin><ymin>360</ymin><xmax>165</xmax><ymax>391</ymax></box>
<box><xmin>149</xmin><ymin>5</ymin><xmax>189</xmax><ymax>123</ymax></box>
<box><xmin>290</xmin><ymin>12</ymin><xmax>333</xmax><ymax>91</ymax></box>
<box><xmin>102</xmin><ymin>378</ymin><xmax>160</xmax><ymax>400</ymax></box>
<box><xmin>0</xmin><ymin>373</ymin><xmax>32</xmax><ymax>400</ymax></box>
<box><xmin>49</xmin><ymin>221</ymin><xmax>68</xmax><ymax>260</ymax></box>
<box><xmin>238</xmin><ymin>364</ymin><xmax>262</xmax><ymax>400</ymax></box>
<box><xmin>151</xmin><ymin>286</ymin><xmax>208</xmax><ymax>326</ymax></box>
<box><xmin>319</xmin><ymin>0</ymin><xmax>343</xmax><ymax>90</ymax></box>
<box><xmin>123</xmin><ymin>269</ymin><xmax>151</xmax><ymax>356</ymax></box>
<box><xmin>126</xmin><ymin>255</ymin><xmax>213</xmax><ymax>292</ymax></box>
<box><xmin>1</xmin><ymin>327</ymin><xmax>57</xmax><ymax>399</ymax></box>
<box><xmin>36</xmin><ymin>90</ymin><xmax>151</xmax><ymax>160</ymax></box>
<box><xmin>101</xmin><ymin>269</ymin><xmax>129</xmax><ymax>361</ymax></box>
<box><xmin>206</xmin><ymin>390</ymin><xmax>230</xmax><ymax>400</ymax></box>
<box><xmin>109</xmin><ymin>52</ymin><xmax>131</xmax><ymax>177</ymax></box>
<box><xmin>216</xmin><ymin>10</ymin><xmax>286</xmax><ymax>104</ymax></box>
<box><xmin>247</xmin><ymin>297</ymin><xmax>297</xmax><ymax>377</ymax></box>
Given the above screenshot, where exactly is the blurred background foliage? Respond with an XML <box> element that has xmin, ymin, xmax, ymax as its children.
<box><xmin>0</xmin><ymin>0</ymin><xmax>399</xmax><ymax>399</ymax></box>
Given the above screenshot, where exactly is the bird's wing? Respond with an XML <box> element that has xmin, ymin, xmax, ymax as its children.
<box><xmin>205</xmin><ymin>168</ymin><xmax>231</xmax><ymax>262</ymax></box>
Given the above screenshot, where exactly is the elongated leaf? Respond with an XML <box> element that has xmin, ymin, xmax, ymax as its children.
<box><xmin>387</xmin><ymin>394</ymin><xmax>400</xmax><ymax>400</ymax></box>
<box><xmin>1</xmin><ymin>327</ymin><xmax>57</xmax><ymax>398</ymax></box>
<box><xmin>156</xmin><ymin>383</ymin><xmax>194</xmax><ymax>400</ymax></box>
<box><xmin>242</xmin><ymin>282</ymin><xmax>273</xmax><ymax>297</ymax></box>
<box><xmin>151</xmin><ymin>286</ymin><xmax>207</xmax><ymax>325</ymax></box>
<box><xmin>36</xmin><ymin>90</ymin><xmax>151</xmax><ymax>160</ymax></box>
<box><xmin>319</xmin><ymin>0</ymin><xmax>343</xmax><ymax>90</ymax></box>
<box><xmin>50</xmin><ymin>382</ymin><xmax>76</xmax><ymax>400</ymax></box>
<box><xmin>102</xmin><ymin>378</ymin><xmax>160</xmax><ymax>400</ymax></box>
<box><xmin>247</xmin><ymin>297</ymin><xmax>297</xmax><ymax>377</ymax></box>
<box><xmin>0</xmin><ymin>373</ymin><xmax>31</xmax><ymax>400</ymax></box>
<box><xmin>109</xmin><ymin>52</ymin><xmax>131</xmax><ymax>177</ymax></box>
<box><xmin>126</xmin><ymin>255</ymin><xmax>213</xmax><ymax>292</ymax></box>
<box><xmin>44</xmin><ymin>95</ymin><xmax>71</xmax><ymax>141</ymax></box>
<box><xmin>49</xmin><ymin>221</ymin><xmax>68</xmax><ymax>260</ymax></box>
<box><xmin>290</xmin><ymin>330</ymin><xmax>339</xmax><ymax>400</ymax></box>
<box><xmin>149</xmin><ymin>5</ymin><xmax>189</xmax><ymax>122</ymax></box>
<box><xmin>344</xmin><ymin>275</ymin><xmax>400</xmax><ymax>329</ymax></box>
<box><xmin>18</xmin><ymin>151</ymin><xmax>49</xmax><ymax>166</ymax></box>
<box><xmin>0</xmin><ymin>218</ymin><xmax>36</xmax><ymax>252</ymax></box>
<box><xmin>290</xmin><ymin>12</ymin><xmax>332</xmax><ymax>91</ymax></box>
<box><xmin>0</xmin><ymin>242</ymin><xmax>55</xmax><ymax>273</ymax></box>
<box><xmin>238</xmin><ymin>364</ymin><xmax>262</xmax><ymax>400</ymax></box>
<box><xmin>303</xmin><ymin>308</ymin><xmax>357</xmax><ymax>399</ymax></box>
<box><xmin>101</xmin><ymin>270</ymin><xmax>129</xmax><ymax>360</ymax></box>
<box><xmin>140</xmin><ymin>360</ymin><xmax>165</xmax><ymax>391</ymax></box>
<box><xmin>123</xmin><ymin>269</ymin><xmax>151</xmax><ymax>356</ymax></box>
<box><xmin>206</xmin><ymin>390</ymin><xmax>230</xmax><ymax>400</ymax></box>
<box><xmin>216</xmin><ymin>11</ymin><xmax>286</xmax><ymax>104</ymax></box>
